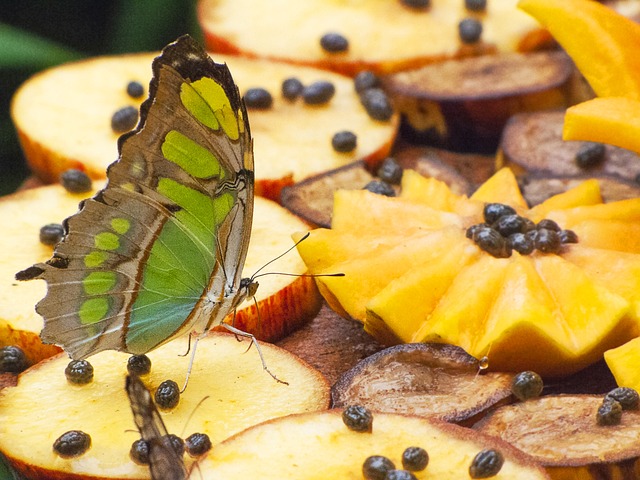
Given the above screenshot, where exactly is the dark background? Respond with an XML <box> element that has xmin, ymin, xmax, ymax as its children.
<box><xmin>0</xmin><ymin>0</ymin><xmax>200</xmax><ymax>194</ymax></box>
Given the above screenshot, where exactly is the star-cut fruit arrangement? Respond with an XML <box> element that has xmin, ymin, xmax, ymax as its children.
<box><xmin>295</xmin><ymin>167</ymin><xmax>640</xmax><ymax>377</ymax></box>
<box><xmin>0</xmin><ymin>333</ymin><xmax>329</xmax><ymax>478</ymax></box>
<box><xmin>0</xmin><ymin>181</ymin><xmax>321</xmax><ymax>367</ymax></box>
<box><xmin>11</xmin><ymin>52</ymin><xmax>398</xmax><ymax>201</ymax></box>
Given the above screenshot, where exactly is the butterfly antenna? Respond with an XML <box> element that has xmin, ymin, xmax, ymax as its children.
<box><xmin>249</xmin><ymin>232</ymin><xmax>310</xmax><ymax>281</ymax></box>
<box><xmin>222</xmin><ymin>323</ymin><xmax>288</xmax><ymax>385</ymax></box>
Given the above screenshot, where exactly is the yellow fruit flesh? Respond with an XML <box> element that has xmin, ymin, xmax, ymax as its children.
<box><xmin>605</xmin><ymin>337</ymin><xmax>640</xmax><ymax>393</ymax></box>
<box><xmin>296</xmin><ymin>167</ymin><xmax>640</xmax><ymax>377</ymax></box>
<box><xmin>0</xmin><ymin>333</ymin><xmax>329</xmax><ymax>478</ymax></box>
<box><xmin>199</xmin><ymin>410</ymin><xmax>550</xmax><ymax>479</ymax></box>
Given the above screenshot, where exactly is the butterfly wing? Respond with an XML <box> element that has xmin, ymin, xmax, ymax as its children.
<box><xmin>126</xmin><ymin>375</ymin><xmax>188</xmax><ymax>480</ymax></box>
<box><xmin>17</xmin><ymin>35</ymin><xmax>254</xmax><ymax>358</ymax></box>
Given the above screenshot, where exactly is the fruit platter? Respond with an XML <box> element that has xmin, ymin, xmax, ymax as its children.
<box><xmin>2</xmin><ymin>0</ymin><xmax>640</xmax><ymax>478</ymax></box>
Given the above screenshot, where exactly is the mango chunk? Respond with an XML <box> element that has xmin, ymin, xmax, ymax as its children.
<box><xmin>605</xmin><ymin>337</ymin><xmax>640</xmax><ymax>393</ymax></box>
<box><xmin>527</xmin><ymin>179</ymin><xmax>602</xmax><ymax>222</ymax></box>
<box><xmin>469</xmin><ymin>167</ymin><xmax>528</xmax><ymax>209</ymax></box>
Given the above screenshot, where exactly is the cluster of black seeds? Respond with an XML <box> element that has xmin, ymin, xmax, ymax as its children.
<box><xmin>466</xmin><ymin>203</ymin><xmax>578</xmax><ymax>258</ymax></box>
<box><xmin>110</xmin><ymin>81</ymin><xmax>144</xmax><ymax>133</ymax></box>
<box><xmin>353</xmin><ymin>70</ymin><xmax>394</xmax><ymax>121</ymax></box>
<box><xmin>363</xmin><ymin>157</ymin><xmax>403</xmax><ymax>197</ymax></box>
<box><xmin>511</xmin><ymin>371</ymin><xmax>544</xmax><ymax>402</ymax></box>
<box><xmin>596</xmin><ymin>387</ymin><xmax>639</xmax><ymax>426</ymax></box>
<box><xmin>155</xmin><ymin>379</ymin><xmax>181</xmax><ymax>410</ymax></box>
<box><xmin>0</xmin><ymin>345</ymin><xmax>28</xmax><ymax>374</ymax></box>
<box><xmin>65</xmin><ymin>359</ymin><xmax>94</xmax><ymax>385</ymax></box>
<box><xmin>362</xmin><ymin>446</ymin><xmax>428</xmax><ymax>480</ymax></box>
<box><xmin>469</xmin><ymin>448</ymin><xmax>504</xmax><ymax>478</ymax></box>
<box><xmin>53</xmin><ymin>430</ymin><xmax>91</xmax><ymax>458</ymax></box>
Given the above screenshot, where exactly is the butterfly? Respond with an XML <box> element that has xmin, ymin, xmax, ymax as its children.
<box><xmin>126</xmin><ymin>374</ymin><xmax>188</xmax><ymax>480</ymax></box>
<box><xmin>16</xmin><ymin>35</ymin><xmax>257</xmax><ymax>374</ymax></box>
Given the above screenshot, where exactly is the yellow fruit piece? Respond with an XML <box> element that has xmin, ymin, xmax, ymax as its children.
<box><xmin>365</xmin><ymin>236</ymin><xmax>480</xmax><ymax>344</ymax></box>
<box><xmin>547</xmin><ymin>197</ymin><xmax>640</xmax><ymax>226</ymax></box>
<box><xmin>605</xmin><ymin>337</ymin><xmax>640</xmax><ymax>393</ymax></box>
<box><xmin>564</xmin><ymin>97</ymin><xmax>640</xmax><ymax>155</ymax></box>
<box><xmin>528</xmin><ymin>178</ymin><xmax>602</xmax><ymax>222</ymax></box>
<box><xmin>519</xmin><ymin>0</ymin><xmax>640</xmax><ymax>100</ymax></box>
<box><xmin>563</xmin><ymin>245</ymin><xmax>640</xmax><ymax>326</ymax></box>
<box><xmin>469</xmin><ymin>167</ymin><xmax>528</xmax><ymax>209</ymax></box>
<box><xmin>331</xmin><ymin>189</ymin><xmax>461</xmax><ymax>233</ymax></box>
<box><xmin>570</xmin><ymin>220</ymin><xmax>640</xmax><ymax>254</ymax></box>
<box><xmin>316</xmin><ymin>227</ymin><xmax>464</xmax><ymax>322</ymax></box>
<box><xmin>400</xmin><ymin>169</ymin><xmax>481</xmax><ymax>217</ymax></box>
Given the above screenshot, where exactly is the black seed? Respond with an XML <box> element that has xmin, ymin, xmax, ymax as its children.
<box><xmin>522</xmin><ymin>217</ymin><xmax>537</xmax><ymax>232</ymax></box>
<box><xmin>525</xmin><ymin>229</ymin><xmax>538</xmax><ymax>244</ymax></box>
<box><xmin>60</xmin><ymin>169</ymin><xmax>92</xmax><ymax>194</ymax></box>
<box><xmin>597</xmin><ymin>397</ymin><xmax>623</xmax><ymax>426</ymax></box>
<box><xmin>281</xmin><ymin>77</ymin><xmax>304</xmax><ymax>101</ymax></box>
<box><xmin>0</xmin><ymin>346</ymin><xmax>28</xmax><ymax>374</ymax></box>
<box><xmin>511</xmin><ymin>371</ymin><xmax>544</xmax><ymax>401</ymax></box>
<box><xmin>130</xmin><ymin>439</ymin><xmax>150</xmax><ymax>465</ymax></box>
<box><xmin>53</xmin><ymin>430</ymin><xmax>91</xmax><ymax>458</ymax></box>
<box><xmin>483</xmin><ymin>203</ymin><xmax>517</xmax><ymax>224</ymax></box>
<box><xmin>575</xmin><ymin>142</ymin><xmax>606</xmax><ymax>169</ymax></box>
<box><xmin>400</xmin><ymin>0</ymin><xmax>431</xmax><ymax>9</ymax></box>
<box><xmin>362</xmin><ymin>455</ymin><xmax>395</xmax><ymax>480</ymax></box>
<box><xmin>469</xmin><ymin>449</ymin><xmax>504</xmax><ymax>478</ymax></box>
<box><xmin>126</xmin><ymin>80</ymin><xmax>144</xmax><ymax>99</ymax></box>
<box><xmin>508</xmin><ymin>233</ymin><xmax>534</xmax><ymax>255</ymax></box>
<box><xmin>377</xmin><ymin>157</ymin><xmax>403</xmax><ymax>185</ymax></box>
<box><xmin>155</xmin><ymin>379</ymin><xmax>180</xmax><ymax>410</ymax></box>
<box><xmin>320</xmin><ymin>32</ymin><xmax>349</xmax><ymax>53</ymax></box>
<box><xmin>185</xmin><ymin>432</ymin><xmax>212</xmax><ymax>457</ymax></box>
<box><xmin>342</xmin><ymin>405</ymin><xmax>373</xmax><ymax>432</ymax></box>
<box><xmin>360</xmin><ymin>88</ymin><xmax>394</xmax><ymax>121</ymax></box>
<box><xmin>164</xmin><ymin>434</ymin><xmax>185</xmax><ymax>457</ymax></box>
<box><xmin>559</xmin><ymin>229</ymin><xmax>579</xmax><ymax>244</ymax></box>
<box><xmin>466</xmin><ymin>223</ymin><xmax>489</xmax><ymax>240</ymax></box>
<box><xmin>465</xmin><ymin>0</ymin><xmax>487</xmax><ymax>11</ymax></box>
<box><xmin>459</xmin><ymin>18</ymin><xmax>483</xmax><ymax>44</ymax></box>
<box><xmin>127</xmin><ymin>354</ymin><xmax>152</xmax><ymax>376</ymax></box>
<box><xmin>111</xmin><ymin>105</ymin><xmax>139</xmax><ymax>133</ymax></box>
<box><xmin>39</xmin><ymin>223</ymin><xmax>65</xmax><ymax>246</ymax></box>
<box><xmin>384</xmin><ymin>470</ymin><xmax>417</xmax><ymax>480</ymax></box>
<box><xmin>364</xmin><ymin>180</ymin><xmax>396</xmax><ymax>197</ymax></box>
<box><xmin>536</xmin><ymin>218</ymin><xmax>561</xmax><ymax>232</ymax></box>
<box><xmin>65</xmin><ymin>359</ymin><xmax>94</xmax><ymax>385</ymax></box>
<box><xmin>605</xmin><ymin>387</ymin><xmax>639</xmax><ymax>410</ymax></box>
<box><xmin>402</xmin><ymin>446</ymin><xmax>429</xmax><ymax>471</ymax></box>
<box><xmin>332</xmin><ymin>131</ymin><xmax>358</xmax><ymax>153</ymax></box>
<box><xmin>492</xmin><ymin>214</ymin><xmax>526</xmax><ymax>237</ymax></box>
<box><xmin>303</xmin><ymin>81</ymin><xmax>336</xmax><ymax>105</ymax></box>
<box><xmin>244</xmin><ymin>88</ymin><xmax>273</xmax><ymax>109</ymax></box>
<box><xmin>534</xmin><ymin>228</ymin><xmax>561</xmax><ymax>254</ymax></box>
<box><xmin>354</xmin><ymin>70</ymin><xmax>381</xmax><ymax>93</ymax></box>
<box><xmin>474</xmin><ymin>227</ymin><xmax>511</xmax><ymax>258</ymax></box>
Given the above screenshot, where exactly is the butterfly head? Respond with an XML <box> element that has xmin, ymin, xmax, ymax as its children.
<box><xmin>239</xmin><ymin>277</ymin><xmax>259</xmax><ymax>301</ymax></box>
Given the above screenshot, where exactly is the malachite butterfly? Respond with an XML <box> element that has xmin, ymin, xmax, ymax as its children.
<box><xmin>17</xmin><ymin>35</ymin><xmax>256</xmax><ymax>365</ymax></box>
<box><xmin>126</xmin><ymin>374</ymin><xmax>188</xmax><ymax>479</ymax></box>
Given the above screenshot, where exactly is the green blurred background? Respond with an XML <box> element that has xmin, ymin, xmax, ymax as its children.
<box><xmin>0</xmin><ymin>0</ymin><xmax>200</xmax><ymax>195</ymax></box>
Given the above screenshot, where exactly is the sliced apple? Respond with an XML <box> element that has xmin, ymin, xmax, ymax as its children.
<box><xmin>198</xmin><ymin>0</ymin><xmax>549</xmax><ymax>76</ymax></box>
<box><xmin>0</xmin><ymin>183</ymin><xmax>320</xmax><ymax>368</ymax></box>
<box><xmin>0</xmin><ymin>332</ymin><xmax>329</xmax><ymax>479</ymax></box>
<box><xmin>11</xmin><ymin>52</ymin><xmax>398</xmax><ymax>201</ymax></box>
<box><xmin>198</xmin><ymin>409</ymin><xmax>550</xmax><ymax>479</ymax></box>
<box><xmin>475</xmin><ymin>394</ymin><xmax>640</xmax><ymax>480</ymax></box>
<box><xmin>331</xmin><ymin>343</ymin><xmax>514</xmax><ymax>425</ymax></box>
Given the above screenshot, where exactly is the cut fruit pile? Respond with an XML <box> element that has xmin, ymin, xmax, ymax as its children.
<box><xmin>11</xmin><ymin>52</ymin><xmax>397</xmax><ymax>200</ymax></box>
<box><xmin>198</xmin><ymin>409</ymin><xmax>551</xmax><ymax>479</ymax></box>
<box><xmin>0</xmin><ymin>333</ymin><xmax>329</xmax><ymax>478</ymax></box>
<box><xmin>199</xmin><ymin>0</ymin><xmax>549</xmax><ymax>76</ymax></box>
<box><xmin>295</xmin><ymin>167</ymin><xmax>640</xmax><ymax>377</ymax></box>
<box><xmin>0</xmin><ymin>183</ymin><xmax>321</xmax><ymax>368</ymax></box>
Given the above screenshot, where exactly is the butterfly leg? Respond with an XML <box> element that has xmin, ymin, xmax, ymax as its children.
<box><xmin>181</xmin><ymin>334</ymin><xmax>203</xmax><ymax>393</ymax></box>
<box><xmin>222</xmin><ymin>323</ymin><xmax>289</xmax><ymax>385</ymax></box>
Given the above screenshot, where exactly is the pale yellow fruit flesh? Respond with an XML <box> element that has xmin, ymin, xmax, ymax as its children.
<box><xmin>198</xmin><ymin>410</ymin><xmax>550</xmax><ymax>479</ymax></box>
<box><xmin>0</xmin><ymin>333</ymin><xmax>329</xmax><ymax>478</ymax></box>
<box><xmin>12</xmin><ymin>53</ymin><xmax>397</xmax><ymax>191</ymax></box>
<box><xmin>0</xmin><ymin>185</ymin><xmax>318</xmax><ymax>366</ymax></box>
